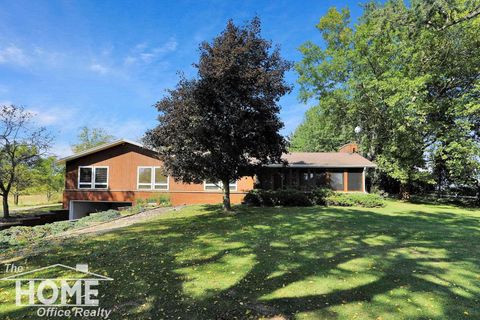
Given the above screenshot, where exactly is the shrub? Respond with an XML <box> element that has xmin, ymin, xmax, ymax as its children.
<box><xmin>136</xmin><ymin>198</ymin><xmax>147</xmax><ymax>206</ymax></box>
<box><xmin>154</xmin><ymin>194</ymin><xmax>171</xmax><ymax>206</ymax></box>
<box><xmin>0</xmin><ymin>221</ymin><xmax>76</xmax><ymax>247</ymax></box>
<box><xmin>309</xmin><ymin>188</ymin><xmax>334</xmax><ymax>206</ymax></box>
<box><xmin>325</xmin><ymin>192</ymin><xmax>385</xmax><ymax>208</ymax></box>
<box><xmin>75</xmin><ymin>210</ymin><xmax>121</xmax><ymax>228</ymax></box>
<box><xmin>244</xmin><ymin>189</ymin><xmax>384</xmax><ymax>208</ymax></box>
<box><xmin>1</xmin><ymin>226</ymin><xmax>42</xmax><ymax>246</ymax></box>
<box><xmin>121</xmin><ymin>204</ymin><xmax>145</xmax><ymax>216</ymax></box>
<box><xmin>243</xmin><ymin>189</ymin><xmax>268</xmax><ymax>207</ymax></box>
<box><xmin>140</xmin><ymin>194</ymin><xmax>171</xmax><ymax>207</ymax></box>
<box><xmin>0</xmin><ymin>209</ymin><xmax>122</xmax><ymax>249</ymax></box>
<box><xmin>276</xmin><ymin>189</ymin><xmax>313</xmax><ymax>206</ymax></box>
<box><xmin>244</xmin><ymin>189</ymin><xmax>313</xmax><ymax>207</ymax></box>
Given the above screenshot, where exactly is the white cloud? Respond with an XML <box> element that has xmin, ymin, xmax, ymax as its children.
<box><xmin>124</xmin><ymin>38</ymin><xmax>177</xmax><ymax>65</ymax></box>
<box><xmin>27</xmin><ymin>106</ymin><xmax>78</xmax><ymax>128</ymax></box>
<box><xmin>89</xmin><ymin>63</ymin><xmax>109</xmax><ymax>75</ymax></box>
<box><xmin>0</xmin><ymin>45</ymin><xmax>30</xmax><ymax>66</ymax></box>
<box><xmin>33</xmin><ymin>47</ymin><xmax>64</xmax><ymax>67</ymax></box>
<box><xmin>0</xmin><ymin>44</ymin><xmax>65</xmax><ymax>70</ymax></box>
<box><xmin>34</xmin><ymin>112</ymin><xmax>58</xmax><ymax>125</ymax></box>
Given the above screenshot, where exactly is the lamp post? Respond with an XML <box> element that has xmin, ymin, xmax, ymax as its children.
<box><xmin>354</xmin><ymin>126</ymin><xmax>362</xmax><ymax>135</ymax></box>
<box><xmin>353</xmin><ymin>126</ymin><xmax>362</xmax><ymax>153</ymax></box>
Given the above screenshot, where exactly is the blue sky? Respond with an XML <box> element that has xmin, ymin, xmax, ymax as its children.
<box><xmin>0</xmin><ymin>0</ymin><xmax>363</xmax><ymax>157</ymax></box>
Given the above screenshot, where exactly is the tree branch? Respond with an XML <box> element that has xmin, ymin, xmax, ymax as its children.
<box><xmin>435</xmin><ymin>5</ymin><xmax>480</xmax><ymax>31</ymax></box>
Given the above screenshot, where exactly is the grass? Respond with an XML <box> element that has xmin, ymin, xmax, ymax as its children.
<box><xmin>0</xmin><ymin>193</ymin><xmax>62</xmax><ymax>218</ymax></box>
<box><xmin>9</xmin><ymin>204</ymin><xmax>63</xmax><ymax>215</ymax></box>
<box><xmin>7</xmin><ymin>193</ymin><xmax>62</xmax><ymax>209</ymax></box>
<box><xmin>0</xmin><ymin>200</ymin><xmax>479</xmax><ymax>319</ymax></box>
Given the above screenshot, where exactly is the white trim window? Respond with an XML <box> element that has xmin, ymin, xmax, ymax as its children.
<box><xmin>137</xmin><ymin>166</ymin><xmax>169</xmax><ymax>190</ymax></box>
<box><xmin>78</xmin><ymin>166</ymin><xmax>109</xmax><ymax>189</ymax></box>
<box><xmin>204</xmin><ymin>180</ymin><xmax>237</xmax><ymax>191</ymax></box>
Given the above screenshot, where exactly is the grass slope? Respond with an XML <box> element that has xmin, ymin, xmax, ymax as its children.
<box><xmin>1</xmin><ymin>200</ymin><xmax>479</xmax><ymax>319</ymax></box>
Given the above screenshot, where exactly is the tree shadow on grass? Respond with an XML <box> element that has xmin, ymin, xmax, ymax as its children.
<box><xmin>1</xmin><ymin>204</ymin><xmax>479</xmax><ymax>319</ymax></box>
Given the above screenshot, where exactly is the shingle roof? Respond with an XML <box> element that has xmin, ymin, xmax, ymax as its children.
<box><xmin>58</xmin><ymin>139</ymin><xmax>376</xmax><ymax>168</ymax></box>
<box><xmin>267</xmin><ymin>152</ymin><xmax>376</xmax><ymax>168</ymax></box>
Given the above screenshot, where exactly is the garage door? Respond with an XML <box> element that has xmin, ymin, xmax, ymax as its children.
<box><xmin>69</xmin><ymin>201</ymin><xmax>132</xmax><ymax>220</ymax></box>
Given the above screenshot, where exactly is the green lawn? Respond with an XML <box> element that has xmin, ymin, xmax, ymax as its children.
<box><xmin>7</xmin><ymin>193</ymin><xmax>62</xmax><ymax>209</ymax></box>
<box><xmin>1</xmin><ymin>193</ymin><xmax>62</xmax><ymax>217</ymax></box>
<box><xmin>1</xmin><ymin>201</ymin><xmax>479</xmax><ymax>319</ymax></box>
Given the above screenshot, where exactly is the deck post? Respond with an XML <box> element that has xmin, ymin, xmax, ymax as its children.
<box><xmin>363</xmin><ymin>167</ymin><xmax>366</xmax><ymax>193</ymax></box>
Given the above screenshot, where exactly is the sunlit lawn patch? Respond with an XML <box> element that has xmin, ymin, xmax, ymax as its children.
<box><xmin>0</xmin><ymin>200</ymin><xmax>479</xmax><ymax>319</ymax></box>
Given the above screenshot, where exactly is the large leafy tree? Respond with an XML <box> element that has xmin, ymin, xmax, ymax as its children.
<box><xmin>289</xmin><ymin>102</ymin><xmax>352</xmax><ymax>152</ymax></box>
<box><xmin>11</xmin><ymin>163</ymin><xmax>34</xmax><ymax>206</ymax></box>
<box><xmin>34</xmin><ymin>156</ymin><xmax>64</xmax><ymax>202</ymax></box>
<box><xmin>0</xmin><ymin>105</ymin><xmax>52</xmax><ymax>218</ymax></box>
<box><xmin>295</xmin><ymin>1</ymin><xmax>480</xmax><ymax>198</ymax></box>
<box><xmin>71</xmin><ymin>127</ymin><xmax>116</xmax><ymax>153</ymax></box>
<box><xmin>145</xmin><ymin>17</ymin><xmax>291</xmax><ymax>211</ymax></box>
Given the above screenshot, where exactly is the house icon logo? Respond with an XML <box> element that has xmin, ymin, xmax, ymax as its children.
<box><xmin>1</xmin><ymin>263</ymin><xmax>113</xmax><ymax>318</ymax></box>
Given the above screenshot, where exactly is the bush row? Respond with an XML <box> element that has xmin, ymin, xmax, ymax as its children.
<box><xmin>243</xmin><ymin>188</ymin><xmax>385</xmax><ymax>208</ymax></box>
<box><xmin>0</xmin><ymin>209</ymin><xmax>121</xmax><ymax>248</ymax></box>
<box><xmin>324</xmin><ymin>192</ymin><xmax>385</xmax><ymax>208</ymax></box>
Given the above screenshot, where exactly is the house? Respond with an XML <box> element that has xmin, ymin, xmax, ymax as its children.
<box><xmin>58</xmin><ymin>140</ymin><xmax>375</xmax><ymax>219</ymax></box>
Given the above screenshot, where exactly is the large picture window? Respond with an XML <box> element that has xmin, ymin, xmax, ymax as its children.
<box><xmin>348</xmin><ymin>171</ymin><xmax>363</xmax><ymax>191</ymax></box>
<box><xmin>204</xmin><ymin>180</ymin><xmax>237</xmax><ymax>191</ymax></box>
<box><xmin>137</xmin><ymin>167</ymin><xmax>169</xmax><ymax>190</ymax></box>
<box><xmin>78</xmin><ymin>166</ymin><xmax>108</xmax><ymax>189</ymax></box>
<box><xmin>329</xmin><ymin>172</ymin><xmax>344</xmax><ymax>191</ymax></box>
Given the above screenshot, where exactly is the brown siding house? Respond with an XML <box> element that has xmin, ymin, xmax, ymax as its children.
<box><xmin>59</xmin><ymin>140</ymin><xmax>375</xmax><ymax>219</ymax></box>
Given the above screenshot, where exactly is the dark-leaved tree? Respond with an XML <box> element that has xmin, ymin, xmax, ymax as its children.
<box><xmin>144</xmin><ymin>17</ymin><xmax>291</xmax><ymax>211</ymax></box>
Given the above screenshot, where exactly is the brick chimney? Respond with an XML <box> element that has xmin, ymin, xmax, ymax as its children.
<box><xmin>338</xmin><ymin>142</ymin><xmax>359</xmax><ymax>153</ymax></box>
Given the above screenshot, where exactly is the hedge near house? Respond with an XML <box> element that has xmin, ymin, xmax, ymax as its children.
<box><xmin>244</xmin><ymin>188</ymin><xmax>385</xmax><ymax>208</ymax></box>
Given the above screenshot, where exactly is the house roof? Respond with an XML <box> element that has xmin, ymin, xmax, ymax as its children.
<box><xmin>268</xmin><ymin>152</ymin><xmax>376</xmax><ymax>168</ymax></box>
<box><xmin>57</xmin><ymin>139</ymin><xmax>145</xmax><ymax>164</ymax></box>
<box><xmin>58</xmin><ymin>139</ymin><xmax>376</xmax><ymax>168</ymax></box>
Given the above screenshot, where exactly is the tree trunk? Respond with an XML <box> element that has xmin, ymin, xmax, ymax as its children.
<box><xmin>14</xmin><ymin>193</ymin><xmax>19</xmax><ymax>205</ymax></box>
<box><xmin>399</xmin><ymin>182</ymin><xmax>410</xmax><ymax>200</ymax></box>
<box><xmin>436</xmin><ymin>170</ymin><xmax>443</xmax><ymax>198</ymax></box>
<box><xmin>222</xmin><ymin>179</ymin><xmax>232</xmax><ymax>212</ymax></box>
<box><xmin>476</xmin><ymin>181</ymin><xmax>480</xmax><ymax>205</ymax></box>
<box><xmin>2</xmin><ymin>194</ymin><xmax>10</xmax><ymax>219</ymax></box>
